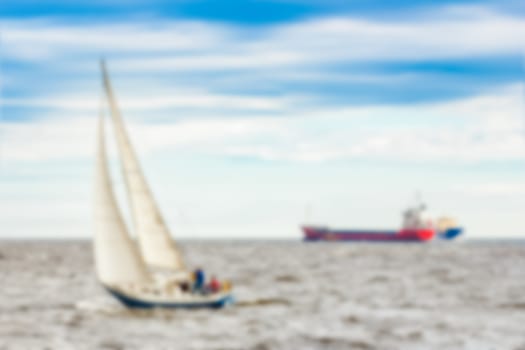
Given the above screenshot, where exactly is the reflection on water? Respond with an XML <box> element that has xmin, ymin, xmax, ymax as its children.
<box><xmin>0</xmin><ymin>241</ymin><xmax>524</xmax><ymax>349</ymax></box>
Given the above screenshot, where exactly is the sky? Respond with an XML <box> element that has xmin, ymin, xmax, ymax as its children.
<box><xmin>1</xmin><ymin>0</ymin><xmax>525</xmax><ymax>239</ymax></box>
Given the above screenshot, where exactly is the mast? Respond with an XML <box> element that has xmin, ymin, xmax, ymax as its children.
<box><xmin>100</xmin><ymin>60</ymin><xmax>186</xmax><ymax>272</ymax></box>
<box><xmin>93</xmin><ymin>103</ymin><xmax>152</xmax><ymax>286</ymax></box>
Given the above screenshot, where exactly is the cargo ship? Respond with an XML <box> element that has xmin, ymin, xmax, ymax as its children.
<box><xmin>302</xmin><ymin>203</ymin><xmax>463</xmax><ymax>242</ymax></box>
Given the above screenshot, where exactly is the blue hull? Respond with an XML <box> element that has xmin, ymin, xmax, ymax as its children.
<box><xmin>106</xmin><ymin>287</ymin><xmax>233</xmax><ymax>309</ymax></box>
<box><xmin>438</xmin><ymin>227</ymin><xmax>464</xmax><ymax>240</ymax></box>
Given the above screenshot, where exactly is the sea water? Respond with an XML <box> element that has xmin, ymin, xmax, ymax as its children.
<box><xmin>0</xmin><ymin>240</ymin><xmax>524</xmax><ymax>350</ymax></box>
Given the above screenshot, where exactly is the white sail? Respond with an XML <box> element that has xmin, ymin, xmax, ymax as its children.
<box><xmin>101</xmin><ymin>61</ymin><xmax>186</xmax><ymax>272</ymax></box>
<box><xmin>93</xmin><ymin>108</ymin><xmax>152</xmax><ymax>286</ymax></box>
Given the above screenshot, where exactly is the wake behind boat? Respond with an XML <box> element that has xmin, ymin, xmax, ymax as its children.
<box><xmin>93</xmin><ymin>60</ymin><xmax>233</xmax><ymax>309</ymax></box>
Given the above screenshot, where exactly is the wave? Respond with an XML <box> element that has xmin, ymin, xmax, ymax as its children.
<box><xmin>235</xmin><ymin>298</ymin><xmax>291</xmax><ymax>307</ymax></box>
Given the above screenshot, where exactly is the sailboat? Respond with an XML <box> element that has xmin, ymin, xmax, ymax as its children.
<box><xmin>93</xmin><ymin>60</ymin><xmax>233</xmax><ymax>309</ymax></box>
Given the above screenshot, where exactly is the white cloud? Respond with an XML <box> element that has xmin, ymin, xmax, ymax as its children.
<box><xmin>1</xmin><ymin>19</ymin><xmax>235</xmax><ymax>61</ymax></box>
<box><xmin>0</xmin><ymin>114</ymin><xmax>283</xmax><ymax>161</ymax></box>
<box><xmin>2</xmin><ymin>5</ymin><xmax>524</xmax><ymax>69</ymax></box>
<box><xmin>92</xmin><ymin>10</ymin><xmax>525</xmax><ymax>71</ymax></box>
<box><xmin>209</xmin><ymin>84</ymin><xmax>525</xmax><ymax>163</ymax></box>
<box><xmin>454</xmin><ymin>182</ymin><xmax>525</xmax><ymax>196</ymax></box>
<box><xmin>2</xmin><ymin>84</ymin><xmax>523</xmax><ymax>163</ymax></box>
<box><xmin>259</xmin><ymin>6</ymin><xmax>525</xmax><ymax>62</ymax></box>
<box><xmin>1</xmin><ymin>116</ymin><xmax>96</xmax><ymax>161</ymax></box>
<box><xmin>2</xmin><ymin>84</ymin><xmax>525</xmax><ymax>239</ymax></box>
<box><xmin>3</xmin><ymin>92</ymin><xmax>290</xmax><ymax>112</ymax></box>
<box><xmin>2</xmin><ymin>4</ymin><xmax>525</xmax><ymax>239</ymax></box>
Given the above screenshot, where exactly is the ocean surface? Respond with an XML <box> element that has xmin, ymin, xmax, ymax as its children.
<box><xmin>1</xmin><ymin>240</ymin><xmax>524</xmax><ymax>350</ymax></box>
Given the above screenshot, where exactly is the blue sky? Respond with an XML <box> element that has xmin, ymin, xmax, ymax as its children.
<box><xmin>1</xmin><ymin>0</ymin><xmax>525</xmax><ymax>239</ymax></box>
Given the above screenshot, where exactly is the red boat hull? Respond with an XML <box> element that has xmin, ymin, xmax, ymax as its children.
<box><xmin>302</xmin><ymin>226</ymin><xmax>435</xmax><ymax>242</ymax></box>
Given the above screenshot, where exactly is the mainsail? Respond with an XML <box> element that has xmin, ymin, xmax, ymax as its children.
<box><xmin>100</xmin><ymin>61</ymin><xmax>186</xmax><ymax>272</ymax></box>
<box><xmin>93</xmin><ymin>108</ymin><xmax>152</xmax><ymax>286</ymax></box>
